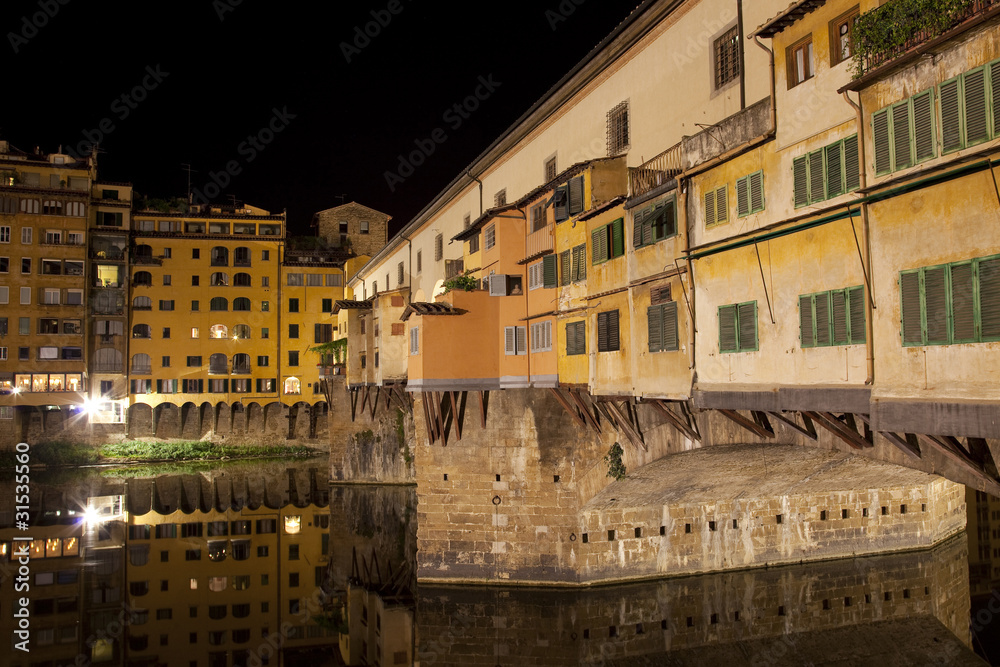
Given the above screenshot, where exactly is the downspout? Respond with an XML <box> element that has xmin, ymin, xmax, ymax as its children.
<box><xmin>467</xmin><ymin>170</ymin><xmax>483</xmax><ymax>217</ymax></box>
<box><xmin>752</xmin><ymin>35</ymin><xmax>776</xmax><ymax>134</ymax></box>
<box><xmin>678</xmin><ymin>180</ymin><xmax>696</xmax><ymax>374</ymax></box>
<box><xmin>737</xmin><ymin>0</ymin><xmax>746</xmax><ymax>110</ymax></box>
<box><xmin>842</xmin><ymin>91</ymin><xmax>875</xmax><ymax>386</ymax></box>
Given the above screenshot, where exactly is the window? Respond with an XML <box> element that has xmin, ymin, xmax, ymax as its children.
<box><xmin>66</xmin><ymin>289</ymin><xmax>82</xmax><ymax>305</ymax></box>
<box><xmin>322</xmin><ymin>298</ymin><xmax>333</xmax><ymax>313</ymax></box>
<box><xmin>163</xmin><ymin>275</ymin><xmax>172</xmax><ymax>286</ymax></box>
<box><xmin>305</xmin><ymin>273</ymin><xmax>322</xmax><ymax>287</ymax></box>
<box><xmin>938</xmin><ymin>63</ymin><xmax>999</xmax><ymax>154</ymax></box>
<box><xmin>192</xmin><ymin>275</ymin><xmax>200</xmax><ymax>286</ymax></box>
<box><xmin>830</xmin><ymin>7</ymin><xmax>859</xmax><ymax>66</ymax></box>
<box><xmin>21</xmin><ymin>227</ymin><xmax>32</xmax><ymax>244</ymax></box>
<box><xmin>528</xmin><ymin>256</ymin><xmax>557</xmax><ymax>290</ymax></box>
<box><xmin>503</xmin><ymin>326</ymin><xmax>527</xmax><ymax>355</ymax></box>
<box><xmin>289</xmin><ymin>351</ymin><xmax>299</xmax><ymax>366</ymax></box>
<box><xmin>287</xmin><ymin>273</ymin><xmax>303</xmax><ymax>286</ymax></box>
<box><xmin>529</xmin><ymin>203</ymin><xmax>547</xmax><ymax>233</ymax></box>
<box><xmin>210</xmin><ymin>297</ymin><xmax>228</xmax><ymax>311</ymax></box>
<box><xmin>495</xmin><ymin>189</ymin><xmax>507</xmax><ymax>207</ymax></box>
<box><xmin>159</xmin><ymin>300</ymin><xmax>175</xmax><ymax>311</ymax></box>
<box><xmin>132</xmin><ymin>354</ymin><xmax>152</xmax><ymax>374</ymax></box>
<box><xmin>900</xmin><ymin>254</ymin><xmax>1000</xmax><ymax>346</ymax></box>
<box><xmin>0</xmin><ymin>257</ymin><xmax>6</xmax><ymax>273</ymax></box>
<box><xmin>560</xmin><ymin>244</ymin><xmax>587</xmax><ymax>285</ymax></box>
<box><xmin>597</xmin><ymin>310</ymin><xmax>620</xmax><ymax>352</ymax></box>
<box><xmin>288</xmin><ymin>298</ymin><xmax>299</xmax><ymax>313</ymax></box>
<box><xmin>0</xmin><ymin>287</ymin><xmax>6</xmax><ymax>304</ymax></box>
<box><xmin>134</xmin><ymin>271</ymin><xmax>152</xmax><ymax>286</ymax></box>
<box><xmin>648</xmin><ymin>300</ymin><xmax>679</xmax><ymax>353</ymax></box>
<box><xmin>800</xmin><ymin>286</ymin><xmax>866</xmax><ymax>347</ymax></box>
<box><xmin>284</xmin><ymin>376</ymin><xmax>301</xmax><ymax>394</ymax></box>
<box><xmin>545</xmin><ymin>156</ymin><xmax>557</xmax><ymax>182</ymax></box>
<box><xmin>468</xmin><ymin>233</ymin><xmax>480</xmax><ymax>254</ymax></box>
<box><xmin>210</xmin><ymin>324</ymin><xmax>229</xmax><ymax>339</ymax></box>
<box><xmin>262</xmin><ymin>250</ymin><xmax>270</xmax><ymax>260</ymax></box>
<box><xmin>360</xmin><ymin>220</ymin><xmax>370</xmax><ymax>233</ymax></box>
<box><xmin>704</xmin><ymin>185</ymin><xmax>729</xmax><ymax>226</ymax></box>
<box><xmin>435</xmin><ymin>233</ymin><xmax>444</xmax><ymax>261</ymax></box>
<box><xmin>0</xmin><ymin>226</ymin><xmax>9</xmax><ymax>243</ymax></box>
<box><xmin>234</xmin><ymin>247</ymin><xmax>251</xmax><ymax>266</ymax></box>
<box><xmin>210</xmin><ymin>272</ymin><xmax>228</xmax><ymax>286</ymax></box>
<box><xmin>787</xmin><ymin>36</ymin><xmax>814</xmax><ymax>88</ymax></box>
<box><xmin>326</xmin><ymin>273</ymin><xmax>342</xmax><ymax>286</ymax></box>
<box><xmin>719</xmin><ymin>301</ymin><xmax>758</xmax><ymax>353</ymax></box>
<box><xmin>484</xmin><ymin>225</ymin><xmax>496</xmax><ymax>251</ymax></box>
<box><xmin>191</xmin><ymin>301</ymin><xmax>200</xmax><ymax>312</ymax></box>
<box><xmin>132</xmin><ymin>324</ymin><xmax>151</xmax><ymax>339</ymax></box>
<box><xmin>607</xmin><ymin>101</ymin><xmax>630</xmax><ymax>155</ymax></box>
<box><xmin>793</xmin><ymin>135</ymin><xmax>861</xmax><ymax>206</ymax></box>
<box><xmin>397</xmin><ymin>261</ymin><xmax>405</xmax><ymax>285</ymax></box>
<box><xmin>289</xmin><ymin>324</ymin><xmax>299</xmax><ymax>339</ymax></box>
<box><xmin>409</xmin><ymin>327</ymin><xmax>419</xmax><ymax>355</ymax></box>
<box><xmin>233</xmin><ymin>324</ymin><xmax>250</xmax><ymax>339</ymax></box>
<box><xmin>592</xmin><ymin>218</ymin><xmax>625</xmax><ymax>264</ymax></box>
<box><xmin>714</xmin><ymin>25</ymin><xmax>740</xmax><ymax>89</ymax></box>
<box><xmin>233</xmin><ymin>297</ymin><xmax>251</xmax><ymax>311</ymax></box>
<box><xmin>566</xmin><ymin>321</ymin><xmax>586</xmax><ymax>355</ymax></box>
<box><xmin>21</xmin><ymin>257</ymin><xmax>31</xmax><ymax>274</ymax></box>
<box><xmin>872</xmin><ymin>91</ymin><xmax>935</xmax><ymax>175</ymax></box>
<box><xmin>735</xmin><ymin>172</ymin><xmax>765</xmax><ymax>216</ymax></box>
<box><xmin>187</xmin><ymin>356</ymin><xmax>203</xmax><ymax>367</ymax></box>
<box><xmin>530</xmin><ymin>321</ymin><xmax>552</xmax><ymax>352</ymax></box>
<box><xmin>210</xmin><ymin>247</ymin><xmax>228</xmax><ymax>266</ymax></box>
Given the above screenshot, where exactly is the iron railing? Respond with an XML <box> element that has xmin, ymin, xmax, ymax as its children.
<box><xmin>628</xmin><ymin>143</ymin><xmax>682</xmax><ymax>198</ymax></box>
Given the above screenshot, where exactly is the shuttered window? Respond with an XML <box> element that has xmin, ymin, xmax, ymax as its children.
<box><xmin>703</xmin><ymin>186</ymin><xmax>728</xmax><ymax>227</ymax></box>
<box><xmin>553</xmin><ymin>185</ymin><xmax>569</xmax><ymax>222</ymax></box>
<box><xmin>799</xmin><ymin>286</ymin><xmax>865</xmax><ymax>348</ymax></box>
<box><xmin>793</xmin><ymin>135</ymin><xmax>860</xmax><ymax>207</ymax></box>
<box><xmin>568</xmin><ymin>176</ymin><xmax>585</xmax><ymax>216</ymax></box>
<box><xmin>900</xmin><ymin>254</ymin><xmax>1000</xmax><ymax>346</ymax></box>
<box><xmin>872</xmin><ymin>91</ymin><xmax>935</xmax><ymax>175</ymax></box>
<box><xmin>735</xmin><ymin>172</ymin><xmax>764</xmax><ymax>216</ymax></box>
<box><xmin>565</xmin><ymin>321</ymin><xmax>586</xmax><ymax>356</ymax></box>
<box><xmin>635</xmin><ymin>199</ymin><xmax>678</xmax><ymax>246</ymax></box>
<box><xmin>504</xmin><ymin>326</ymin><xmax>527</xmax><ymax>356</ymax></box>
<box><xmin>592</xmin><ymin>218</ymin><xmax>624</xmax><ymax>264</ymax></box>
<box><xmin>528</xmin><ymin>261</ymin><xmax>544</xmax><ymax>290</ymax></box>
<box><xmin>434</xmin><ymin>234</ymin><xmax>443</xmax><ymax>261</ymax></box>
<box><xmin>939</xmin><ymin>63</ymin><xmax>998</xmax><ymax>154</ymax></box>
<box><xmin>718</xmin><ymin>301</ymin><xmax>757</xmax><ymax>353</ymax></box>
<box><xmin>484</xmin><ymin>225</ymin><xmax>496</xmax><ymax>251</ymax></box>
<box><xmin>530</xmin><ymin>321</ymin><xmax>552</xmax><ymax>352</ymax></box>
<box><xmin>409</xmin><ymin>327</ymin><xmax>418</xmax><ymax>355</ymax></box>
<box><xmin>597</xmin><ymin>310</ymin><xmax>620</xmax><ymax>352</ymax></box>
<box><xmin>571</xmin><ymin>244</ymin><xmax>587</xmax><ymax>282</ymax></box>
<box><xmin>647</xmin><ymin>301</ymin><xmax>679</xmax><ymax>353</ymax></box>
<box><xmin>542</xmin><ymin>254</ymin><xmax>557</xmax><ymax>288</ymax></box>
<box><xmin>560</xmin><ymin>250</ymin><xmax>571</xmax><ymax>286</ymax></box>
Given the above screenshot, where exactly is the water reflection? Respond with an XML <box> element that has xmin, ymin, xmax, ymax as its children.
<box><xmin>1</xmin><ymin>464</ymin><xmax>997</xmax><ymax>666</ymax></box>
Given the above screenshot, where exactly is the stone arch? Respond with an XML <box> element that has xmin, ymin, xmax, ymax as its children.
<box><xmin>155</xmin><ymin>403</ymin><xmax>182</xmax><ymax>438</ymax></box>
<box><xmin>179</xmin><ymin>402</ymin><xmax>200</xmax><ymax>439</ymax></box>
<box><xmin>262</xmin><ymin>402</ymin><xmax>285</xmax><ymax>434</ymax></box>
<box><xmin>230</xmin><ymin>401</ymin><xmax>246</xmax><ymax>433</ymax></box>
<box><xmin>288</xmin><ymin>401</ymin><xmax>312</xmax><ymax>440</ymax></box>
<box><xmin>246</xmin><ymin>402</ymin><xmax>264</xmax><ymax>434</ymax></box>
<box><xmin>128</xmin><ymin>403</ymin><xmax>154</xmax><ymax>437</ymax></box>
<box><xmin>214</xmin><ymin>402</ymin><xmax>232</xmax><ymax>434</ymax></box>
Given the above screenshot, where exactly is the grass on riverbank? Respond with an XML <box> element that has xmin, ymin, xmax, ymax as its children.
<box><xmin>0</xmin><ymin>440</ymin><xmax>315</xmax><ymax>468</ymax></box>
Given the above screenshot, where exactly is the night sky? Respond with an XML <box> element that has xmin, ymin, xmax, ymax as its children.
<box><xmin>1</xmin><ymin>0</ymin><xmax>642</xmax><ymax>237</ymax></box>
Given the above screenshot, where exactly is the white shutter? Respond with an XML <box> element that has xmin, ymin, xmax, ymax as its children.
<box><xmin>409</xmin><ymin>327</ymin><xmax>419</xmax><ymax>355</ymax></box>
<box><xmin>516</xmin><ymin>326</ymin><xmax>527</xmax><ymax>356</ymax></box>
<box><xmin>505</xmin><ymin>326</ymin><xmax>516</xmax><ymax>355</ymax></box>
<box><xmin>489</xmin><ymin>274</ymin><xmax>508</xmax><ymax>296</ymax></box>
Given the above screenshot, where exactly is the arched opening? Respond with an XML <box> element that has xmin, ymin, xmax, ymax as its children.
<box><xmin>131</xmin><ymin>353</ymin><xmax>152</xmax><ymax>374</ymax></box>
<box><xmin>233</xmin><ymin>297</ymin><xmax>251</xmax><ymax>312</ymax></box>
<box><xmin>283</xmin><ymin>377</ymin><xmax>301</xmax><ymax>395</ymax></box>
<box><xmin>211</xmin><ymin>247</ymin><xmax>229</xmax><ymax>266</ymax></box>
<box><xmin>232</xmin><ymin>354</ymin><xmax>251</xmax><ymax>375</ymax></box>
<box><xmin>132</xmin><ymin>324</ymin><xmax>151</xmax><ymax>339</ymax></box>
<box><xmin>233</xmin><ymin>324</ymin><xmax>250</xmax><ymax>339</ymax></box>
<box><xmin>132</xmin><ymin>296</ymin><xmax>152</xmax><ymax>310</ymax></box>
<box><xmin>210</xmin><ymin>272</ymin><xmax>229</xmax><ymax>287</ymax></box>
<box><xmin>209</xmin><ymin>354</ymin><xmax>228</xmax><ymax>375</ymax></box>
<box><xmin>233</xmin><ymin>272</ymin><xmax>251</xmax><ymax>287</ymax></box>
<box><xmin>210</xmin><ymin>324</ymin><xmax>228</xmax><ymax>339</ymax></box>
<box><xmin>133</xmin><ymin>271</ymin><xmax>152</xmax><ymax>286</ymax></box>
<box><xmin>210</xmin><ymin>297</ymin><xmax>228</xmax><ymax>311</ymax></box>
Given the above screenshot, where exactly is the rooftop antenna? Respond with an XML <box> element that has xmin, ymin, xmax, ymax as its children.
<box><xmin>181</xmin><ymin>164</ymin><xmax>197</xmax><ymax>204</ymax></box>
<box><xmin>335</xmin><ymin>194</ymin><xmax>347</xmax><ymax>205</ymax></box>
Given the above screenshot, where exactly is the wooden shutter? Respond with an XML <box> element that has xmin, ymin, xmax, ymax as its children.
<box><xmin>591</xmin><ymin>228</ymin><xmax>604</xmax><ymax>264</ymax></box>
<box><xmin>901</xmin><ymin>271</ymin><xmax>922</xmax><ymax>345</ymax></box>
<box><xmin>737</xmin><ymin>302</ymin><xmax>757</xmax><ymax>351</ymax></box>
<box><xmin>991</xmin><ymin>61</ymin><xmax>1000</xmax><ymax>140</ymax></box>
<box><xmin>716</xmin><ymin>187</ymin><xmax>728</xmax><ymax>223</ymax></box>
<box><xmin>641</xmin><ymin>213</ymin><xmax>653</xmax><ymax>246</ymax></box>
<box><xmin>924</xmin><ymin>267</ymin><xmax>948</xmax><ymax>344</ymax></box>
<box><xmin>891</xmin><ymin>102</ymin><xmax>912</xmax><ymax>170</ymax></box>
<box><xmin>516</xmin><ymin>326</ymin><xmax>527</xmax><ymax>355</ymax></box>
<box><xmin>793</xmin><ymin>156</ymin><xmax>809</xmax><ymax>207</ymax></box>
<box><xmin>719</xmin><ymin>305</ymin><xmax>738</xmax><ymax>352</ymax></box>
<box><xmin>808</xmin><ymin>151</ymin><xmax>824</xmax><ymax>203</ymax></box>
<box><xmin>542</xmin><ymin>255</ymin><xmax>557</xmax><ymax>288</ymax></box>
<box><xmin>633</xmin><ymin>208</ymin><xmax>646</xmax><ymax>247</ymax></box>
<box><xmin>704</xmin><ymin>189</ymin><xmax>717</xmax><ymax>226</ymax></box>
<box><xmin>611</xmin><ymin>218</ymin><xmax>624</xmax><ymax>257</ymax></box>
<box><xmin>831</xmin><ymin>290</ymin><xmax>848</xmax><ymax>345</ymax></box>
<box><xmin>560</xmin><ymin>250</ymin><xmax>571</xmax><ymax>286</ymax></box>
<box><xmin>815</xmin><ymin>293</ymin><xmax>831</xmax><ymax>346</ymax></box>
<box><xmin>736</xmin><ymin>177</ymin><xmax>749</xmax><ymax>216</ymax></box>
<box><xmin>504</xmin><ymin>326</ymin><xmax>516</xmax><ymax>355</ymax></box>
<box><xmin>965</xmin><ymin>68</ymin><xmax>989</xmax><ymax>145</ymax></box>
<box><xmin>566</xmin><ymin>322</ymin><xmax>577</xmax><ymax>355</ymax></box>
<box><xmin>574</xmin><ymin>245</ymin><xmax>587</xmax><ymax>281</ymax></box>
<box><xmin>650</xmin><ymin>284</ymin><xmax>671</xmax><ymax>306</ymax></box>
<box><xmin>575</xmin><ymin>321</ymin><xmax>586</xmax><ymax>354</ymax></box>
<box><xmin>979</xmin><ymin>257</ymin><xmax>1000</xmax><ymax>339</ymax></box>
<box><xmin>844</xmin><ymin>135</ymin><xmax>860</xmax><ymax>192</ymax></box>
<box><xmin>912</xmin><ymin>92</ymin><xmax>934</xmax><ymax>161</ymax></box>
<box><xmin>749</xmin><ymin>172</ymin><xmax>764</xmax><ymax>213</ymax></box>
<box><xmin>940</xmin><ymin>78</ymin><xmax>962</xmax><ymax>153</ymax></box>
<box><xmin>597</xmin><ymin>312</ymin><xmax>608</xmax><ymax>351</ymax></box>
<box><xmin>872</xmin><ymin>109</ymin><xmax>891</xmax><ymax>174</ymax></box>
<box><xmin>647</xmin><ymin>305</ymin><xmax>663</xmax><ymax>352</ymax></box>
<box><xmin>951</xmin><ymin>262</ymin><xmax>975</xmax><ymax>342</ymax></box>
<box><xmin>554</xmin><ymin>186</ymin><xmax>569</xmax><ymax>221</ymax></box>
<box><xmin>662</xmin><ymin>301</ymin><xmax>678</xmax><ymax>351</ymax></box>
<box><xmin>799</xmin><ymin>295</ymin><xmax>814</xmax><ymax>347</ymax></box>
<box><xmin>607</xmin><ymin>310</ymin><xmax>620</xmax><ymax>351</ymax></box>
<box><xmin>568</xmin><ymin>176</ymin><xmax>585</xmax><ymax>215</ymax></box>
<box><xmin>848</xmin><ymin>286</ymin><xmax>865</xmax><ymax>344</ymax></box>
<box><xmin>825</xmin><ymin>143</ymin><xmax>843</xmax><ymax>198</ymax></box>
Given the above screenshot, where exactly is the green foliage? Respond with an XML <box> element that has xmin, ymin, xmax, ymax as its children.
<box><xmin>604</xmin><ymin>442</ymin><xmax>627</xmax><ymax>481</ymax></box>
<box><xmin>0</xmin><ymin>169</ymin><xmax>24</xmax><ymax>185</ymax></box>
<box><xmin>136</xmin><ymin>196</ymin><xmax>189</xmax><ymax>214</ymax></box>
<box><xmin>0</xmin><ymin>442</ymin><xmax>99</xmax><ymax>468</ymax></box>
<box><xmin>442</xmin><ymin>271</ymin><xmax>479</xmax><ymax>293</ymax></box>
<box><xmin>98</xmin><ymin>441</ymin><xmax>312</xmax><ymax>461</ymax></box>
<box><xmin>852</xmin><ymin>0</ymin><xmax>979</xmax><ymax>78</ymax></box>
<box><xmin>309</xmin><ymin>338</ymin><xmax>347</xmax><ymax>364</ymax></box>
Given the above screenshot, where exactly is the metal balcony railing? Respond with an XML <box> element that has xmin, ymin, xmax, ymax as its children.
<box><xmin>628</xmin><ymin>143</ymin><xmax>682</xmax><ymax>199</ymax></box>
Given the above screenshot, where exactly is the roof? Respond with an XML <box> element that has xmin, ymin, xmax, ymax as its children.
<box><xmin>578</xmin><ymin>196</ymin><xmax>627</xmax><ymax>222</ymax></box>
<box><xmin>332</xmin><ymin>300</ymin><xmax>373</xmax><ymax>314</ymax></box>
<box><xmin>452</xmin><ymin>204</ymin><xmax>521</xmax><ymax>242</ymax></box>
<box><xmin>400</xmin><ymin>302</ymin><xmax>461</xmax><ymax>321</ymax></box>
<box><xmin>750</xmin><ymin>0</ymin><xmax>827</xmax><ymax>39</ymax></box>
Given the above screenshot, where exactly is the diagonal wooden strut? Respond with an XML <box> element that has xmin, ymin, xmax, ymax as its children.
<box><xmin>568</xmin><ymin>389</ymin><xmax>602</xmax><ymax>435</ymax></box>
<box><xmin>767</xmin><ymin>411</ymin><xmax>817</xmax><ymax>440</ymax></box>
<box><xmin>604</xmin><ymin>400</ymin><xmax>647</xmax><ymax>452</ymax></box>
<box><xmin>718</xmin><ymin>409</ymin><xmax>774</xmax><ymax>439</ymax></box>
<box><xmin>650</xmin><ymin>400</ymin><xmax>700</xmax><ymax>441</ymax></box>
<box><xmin>802</xmin><ymin>411</ymin><xmax>871</xmax><ymax>450</ymax></box>
<box><xmin>878</xmin><ymin>431</ymin><xmax>922</xmax><ymax>459</ymax></box>
<box><xmin>548</xmin><ymin>388</ymin><xmax>586</xmax><ymax>428</ymax></box>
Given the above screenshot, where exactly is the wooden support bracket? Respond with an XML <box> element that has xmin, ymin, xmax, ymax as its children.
<box><xmin>879</xmin><ymin>431</ymin><xmax>922</xmax><ymax>460</ymax></box>
<box><xmin>651</xmin><ymin>400</ymin><xmax>701</xmax><ymax>441</ymax></box>
<box><xmin>718</xmin><ymin>409</ymin><xmax>774</xmax><ymax>439</ymax></box>
<box><xmin>803</xmin><ymin>411</ymin><xmax>871</xmax><ymax>450</ymax></box>
<box><xmin>568</xmin><ymin>389</ymin><xmax>602</xmax><ymax>435</ymax></box>
<box><xmin>604</xmin><ymin>400</ymin><xmax>647</xmax><ymax>452</ymax></box>
<box><xmin>918</xmin><ymin>433</ymin><xmax>1000</xmax><ymax>497</ymax></box>
<box><xmin>767</xmin><ymin>411</ymin><xmax>817</xmax><ymax>440</ymax></box>
<box><xmin>549</xmin><ymin>388</ymin><xmax>586</xmax><ymax>428</ymax></box>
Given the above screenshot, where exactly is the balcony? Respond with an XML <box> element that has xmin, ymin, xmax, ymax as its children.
<box><xmin>524</xmin><ymin>223</ymin><xmax>554</xmax><ymax>263</ymax></box>
<box><xmin>852</xmin><ymin>0</ymin><xmax>1000</xmax><ymax>79</ymax></box>
<box><xmin>628</xmin><ymin>143</ymin><xmax>682</xmax><ymax>199</ymax></box>
<box><xmin>232</xmin><ymin>364</ymin><xmax>252</xmax><ymax>375</ymax></box>
<box><xmin>132</xmin><ymin>255</ymin><xmax>163</xmax><ymax>266</ymax></box>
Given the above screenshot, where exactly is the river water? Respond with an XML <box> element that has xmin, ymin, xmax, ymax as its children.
<box><xmin>1</xmin><ymin>458</ymin><xmax>997</xmax><ymax>666</ymax></box>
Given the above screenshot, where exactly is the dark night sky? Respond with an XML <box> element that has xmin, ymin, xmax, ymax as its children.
<box><xmin>1</xmin><ymin>0</ymin><xmax>641</xmax><ymax>237</ymax></box>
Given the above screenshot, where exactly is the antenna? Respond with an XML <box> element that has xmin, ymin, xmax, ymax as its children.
<box><xmin>180</xmin><ymin>164</ymin><xmax>197</xmax><ymax>204</ymax></box>
<box><xmin>335</xmin><ymin>194</ymin><xmax>347</xmax><ymax>205</ymax></box>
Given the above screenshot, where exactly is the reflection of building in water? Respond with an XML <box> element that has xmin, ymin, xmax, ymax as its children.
<box><xmin>416</xmin><ymin>534</ymin><xmax>977</xmax><ymax>666</ymax></box>
<box><xmin>338</xmin><ymin>548</ymin><xmax>414</xmax><ymax>667</ymax></box>
<box><xmin>968</xmin><ymin>488</ymin><xmax>1000</xmax><ymax>597</ymax></box>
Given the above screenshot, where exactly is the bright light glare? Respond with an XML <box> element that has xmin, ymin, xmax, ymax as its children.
<box><xmin>82</xmin><ymin>507</ymin><xmax>99</xmax><ymax>525</ymax></box>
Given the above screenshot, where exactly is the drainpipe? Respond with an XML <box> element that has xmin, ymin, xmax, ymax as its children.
<box><xmin>737</xmin><ymin>0</ymin><xmax>746</xmax><ymax>110</ymax></box>
<box><xmin>752</xmin><ymin>35</ymin><xmax>776</xmax><ymax>133</ymax></box>
<box><xmin>467</xmin><ymin>170</ymin><xmax>484</xmax><ymax>218</ymax></box>
<box><xmin>843</xmin><ymin>91</ymin><xmax>876</xmax><ymax>386</ymax></box>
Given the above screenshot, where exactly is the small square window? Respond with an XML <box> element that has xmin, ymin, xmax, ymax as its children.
<box><xmin>714</xmin><ymin>25</ymin><xmax>740</xmax><ymax>89</ymax></box>
<box><xmin>787</xmin><ymin>35</ymin><xmax>814</xmax><ymax>88</ymax></box>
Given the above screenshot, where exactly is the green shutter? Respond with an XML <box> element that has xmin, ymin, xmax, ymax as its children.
<box><xmin>608</xmin><ymin>310</ymin><xmax>620</xmax><ymax>351</ymax></box>
<box><xmin>647</xmin><ymin>305</ymin><xmax>663</xmax><ymax>352</ymax></box>
<box><xmin>662</xmin><ymin>301</ymin><xmax>678</xmax><ymax>351</ymax></box>
<box><xmin>568</xmin><ymin>176</ymin><xmax>585</xmax><ymax>215</ymax></box>
<box><xmin>591</xmin><ymin>228</ymin><xmax>602</xmax><ymax>264</ymax></box>
<box><xmin>793</xmin><ymin>156</ymin><xmax>809</xmax><ymax>207</ymax></box>
<box><xmin>598</xmin><ymin>312</ymin><xmax>609</xmax><ymax>351</ymax></box>
<box><xmin>800</xmin><ymin>295</ymin><xmax>814</xmax><ymax>347</ymax></box>
<box><xmin>964</xmin><ymin>68</ymin><xmax>989</xmax><ymax>145</ymax></box>
<box><xmin>633</xmin><ymin>209</ymin><xmax>646</xmax><ymax>247</ymax></box>
<box><xmin>542</xmin><ymin>254</ymin><xmax>557</xmax><ymax>288</ymax></box>
<box><xmin>990</xmin><ymin>60</ymin><xmax>1000</xmax><ymax>139</ymax></box>
<box><xmin>808</xmin><ymin>150</ymin><xmax>824</xmax><ymax>203</ymax></box>
<box><xmin>719</xmin><ymin>305</ymin><xmax>738</xmax><ymax>352</ymax></box>
<box><xmin>554</xmin><ymin>185</ymin><xmax>569</xmax><ymax>221</ymax></box>
<box><xmin>891</xmin><ymin>102</ymin><xmax>912</xmax><ymax>170</ymax></box>
<box><xmin>979</xmin><ymin>257</ymin><xmax>1000</xmax><ymax>340</ymax></box>
<box><xmin>611</xmin><ymin>218</ymin><xmax>624</xmax><ymax>257</ymax></box>
<box><xmin>831</xmin><ymin>290</ymin><xmax>848</xmax><ymax>345</ymax></box>
<box><xmin>940</xmin><ymin>77</ymin><xmax>962</xmax><ymax>153</ymax></box>
<box><xmin>736</xmin><ymin>177</ymin><xmax>749</xmax><ymax>216</ymax></box>
<box><xmin>560</xmin><ymin>250</ymin><xmax>571</xmax><ymax>286</ymax></box>
<box><xmin>716</xmin><ymin>187</ymin><xmax>728</xmax><ymax>223</ymax></box>
<box><xmin>844</xmin><ymin>135</ymin><xmax>860</xmax><ymax>192</ymax></box>
<box><xmin>575</xmin><ymin>320</ymin><xmax>586</xmax><ymax>354</ymax></box>
<box><xmin>704</xmin><ymin>189</ymin><xmax>716</xmax><ymax>225</ymax></box>
<box><xmin>873</xmin><ymin>109</ymin><xmax>891</xmax><ymax>174</ymax></box>
<box><xmin>901</xmin><ymin>271</ymin><xmax>922</xmax><ymax>345</ymax></box>
<box><xmin>738</xmin><ymin>302</ymin><xmax>757</xmax><ymax>351</ymax></box>
<box><xmin>825</xmin><ymin>143</ymin><xmax>843</xmax><ymax>198</ymax></box>
<box><xmin>749</xmin><ymin>172</ymin><xmax>764</xmax><ymax>213</ymax></box>
<box><xmin>924</xmin><ymin>267</ymin><xmax>948</xmax><ymax>344</ymax></box>
<box><xmin>575</xmin><ymin>245</ymin><xmax>587</xmax><ymax>281</ymax></box>
<box><xmin>815</xmin><ymin>293</ymin><xmax>831</xmax><ymax>346</ymax></box>
<box><xmin>951</xmin><ymin>262</ymin><xmax>975</xmax><ymax>342</ymax></box>
<box><xmin>848</xmin><ymin>286</ymin><xmax>865</xmax><ymax>344</ymax></box>
<box><xmin>912</xmin><ymin>91</ymin><xmax>935</xmax><ymax>162</ymax></box>
<box><xmin>642</xmin><ymin>214</ymin><xmax>654</xmax><ymax>245</ymax></box>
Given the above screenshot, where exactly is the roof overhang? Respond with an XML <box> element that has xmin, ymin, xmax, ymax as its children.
<box><xmin>750</xmin><ymin>0</ymin><xmax>827</xmax><ymax>39</ymax></box>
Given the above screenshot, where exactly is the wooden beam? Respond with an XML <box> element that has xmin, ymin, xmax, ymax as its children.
<box><xmin>767</xmin><ymin>411</ymin><xmax>817</xmax><ymax>440</ymax></box>
<box><xmin>421</xmin><ymin>394</ymin><xmax>436</xmax><ymax>445</ymax></box>
<box><xmin>879</xmin><ymin>431</ymin><xmax>922</xmax><ymax>460</ymax></box>
<box><xmin>593</xmin><ymin>400</ymin><xmax>619</xmax><ymax>431</ymax></box>
<box><xmin>969</xmin><ymin>437</ymin><xmax>1000</xmax><ymax>478</ymax></box>
<box><xmin>433</xmin><ymin>392</ymin><xmax>447</xmax><ymax>447</ymax></box>
<box><xmin>350</xmin><ymin>389</ymin><xmax>359</xmax><ymax>423</ymax></box>
<box><xmin>918</xmin><ymin>433</ymin><xmax>1000</xmax><ymax>497</ymax></box>
<box><xmin>369</xmin><ymin>386</ymin><xmax>381</xmax><ymax>420</ymax></box>
<box><xmin>478</xmin><ymin>391</ymin><xmax>488</xmax><ymax>429</ymax></box>
<box><xmin>718</xmin><ymin>409</ymin><xmax>774</xmax><ymax>439</ymax></box>
<box><xmin>568</xmin><ymin>389</ymin><xmax>602</xmax><ymax>434</ymax></box>
<box><xmin>549</xmin><ymin>388</ymin><xmax>586</xmax><ymax>428</ymax></box>
<box><xmin>605</xmin><ymin>401</ymin><xmax>647</xmax><ymax>451</ymax></box>
<box><xmin>651</xmin><ymin>400</ymin><xmax>700</xmax><ymax>441</ymax></box>
<box><xmin>360</xmin><ymin>386</ymin><xmax>370</xmax><ymax>414</ymax></box>
<box><xmin>751</xmin><ymin>411</ymin><xmax>774</xmax><ymax>436</ymax></box>
<box><xmin>450</xmin><ymin>391</ymin><xmax>462</xmax><ymax>441</ymax></box>
<box><xmin>803</xmin><ymin>411</ymin><xmax>868</xmax><ymax>450</ymax></box>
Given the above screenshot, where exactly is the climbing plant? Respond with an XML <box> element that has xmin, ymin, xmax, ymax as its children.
<box><xmin>604</xmin><ymin>442</ymin><xmax>627</xmax><ymax>481</ymax></box>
